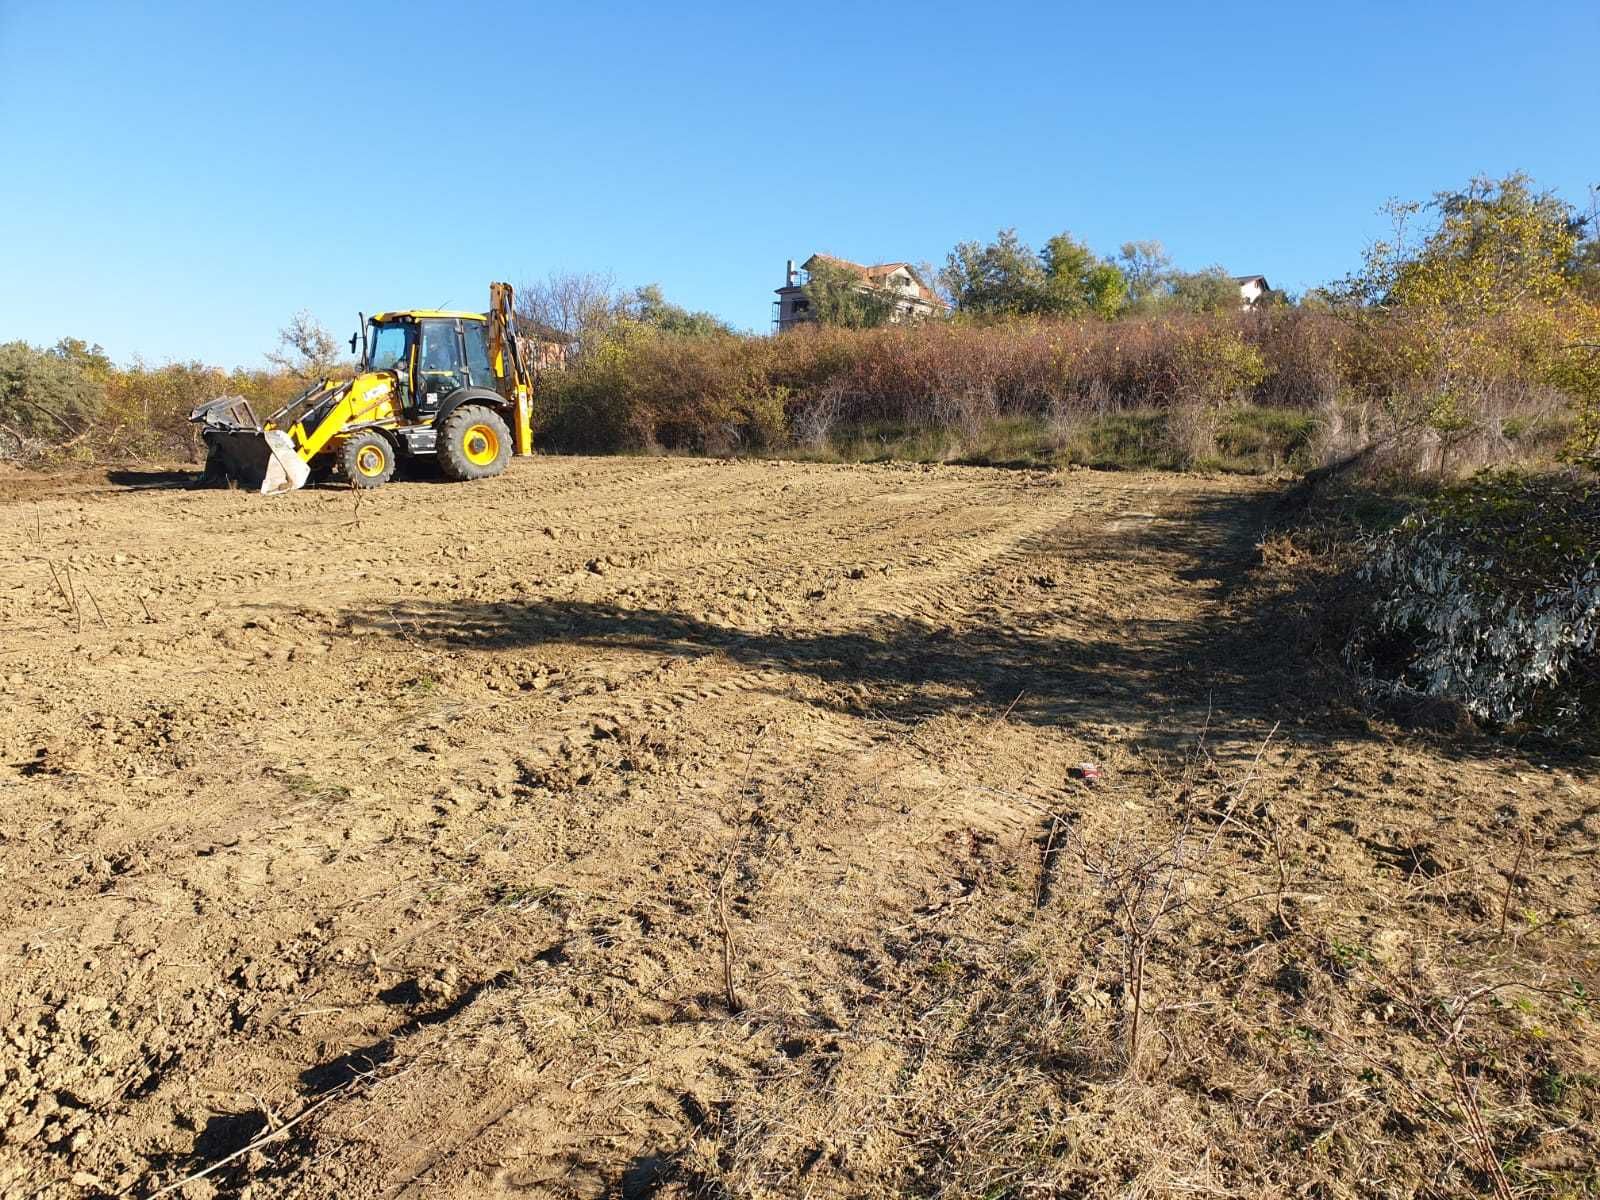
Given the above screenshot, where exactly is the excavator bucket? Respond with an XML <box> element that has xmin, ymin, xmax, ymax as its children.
<box><xmin>192</xmin><ymin>397</ymin><xmax>311</xmax><ymax>494</ymax></box>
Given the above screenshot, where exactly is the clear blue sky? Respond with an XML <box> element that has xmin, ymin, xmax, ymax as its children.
<box><xmin>2</xmin><ymin>0</ymin><xmax>1595</xmax><ymax>367</ymax></box>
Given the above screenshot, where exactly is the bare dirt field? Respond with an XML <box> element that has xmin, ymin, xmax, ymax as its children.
<box><xmin>1</xmin><ymin>458</ymin><xmax>1595</xmax><ymax>1199</ymax></box>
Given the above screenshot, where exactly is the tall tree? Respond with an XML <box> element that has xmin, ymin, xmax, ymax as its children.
<box><xmin>942</xmin><ymin>229</ymin><xmax>1124</xmax><ymax>318</ymax></box>
<box><xmin>1342</xmin><ymin>173</ymin><xmax>1584</xmax><ymax>313</ymax></box>
<box><xmin>625</xmin><ymin>284</ymin><xmax>732</xmax><ymax>336</ymax></box>
<box><xmin>940</xmin><ymin>229</ymin><xmax>1047</xmax><ymax>316</ymax></box>
<box><xmin>1116</xmin><ymin>242</ymin><xmax>1243</xmax><ymax>313</ymax></box>
<box><xmin>1042</xmin><ymin>234</ymin><xmax>1128</xmax><ymax>317</ymax></box>
<box><xmin>1116</xmin><ymin>240</ymin><xmax>1174</xmax><ymax>306</ymax></box>
<box><xmin>515</xmin><ymin>271</ymin><xmax>623</xmax><ymax>359</ymax></box>
<box><xmin>266</xmin><ymin>311</ymin><xmax>340</xmax><ymax>381</ymax></box>
<box><xmin>1167</xmin><ymin>267</ymin><xmax>1242</xmax><ymax>313</ymax></box>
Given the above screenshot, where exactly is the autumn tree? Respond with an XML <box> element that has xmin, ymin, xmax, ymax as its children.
<box><xmin>1337</xmin><ymin>173</ymin><xmax>1597</xmax><ymax>462</ymax></box>
<box><xmin>1366</xmin><ymin>173</ymin><xmax>1584</xmax><ymax>314</ymax></box>
<box><xmin>50</xmin><ymin>338</ymin><xmax>113</xmax><ymax>380</ymax></box>
<box><xmin>266</xmin><ymin>311</ymin><xmax>340</xmax><ymax>381</ymax></box>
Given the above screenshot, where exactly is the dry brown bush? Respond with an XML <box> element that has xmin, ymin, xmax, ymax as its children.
<box><xmin>12</xmin><ymin>301</ymin><xmax>1593</xmax><ymax>477</ymax></box>
<box><xmin>536</xmin><ymin>307</ymin><xmax>1589</xmax><ymax>475</ymax></box>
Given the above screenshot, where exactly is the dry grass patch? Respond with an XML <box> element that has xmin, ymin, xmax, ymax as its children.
<box><xmin>679</xmin><ymin>734</ymin><xmax>1600</xmax><ymax>1199</ymax></box>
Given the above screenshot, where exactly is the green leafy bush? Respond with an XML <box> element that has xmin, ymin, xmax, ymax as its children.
<box><xmin>0</xmin><ymin>339</ymin><xmax>106</xmax><ymax>452</ymax></box>
<box><xmin>1349</xmin><ymin>471</ymin><xmax>1600</xmax><ymax>728</ymax></box>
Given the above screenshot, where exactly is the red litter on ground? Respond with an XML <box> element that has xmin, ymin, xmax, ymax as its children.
<box><xmin>1071</xmin><ymin>762</ymin><xmax>1102</xmax><ymax>783</ymax></box>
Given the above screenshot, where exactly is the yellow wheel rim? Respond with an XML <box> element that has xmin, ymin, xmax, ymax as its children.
<box><xmin>463</xmin><ymin>423</ymin><xmax>500</xmax><ymax>466</ymax></box>
<box><xmin>355</xmin><ymin>445</ymin><xmax>387</xmax><ymax>477</ymax></box>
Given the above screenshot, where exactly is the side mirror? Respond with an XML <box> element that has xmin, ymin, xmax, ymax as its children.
<box><xmin>349</xmin><ymin>332</ymin><xmax>359</xmax><ymax>355</ymax></box>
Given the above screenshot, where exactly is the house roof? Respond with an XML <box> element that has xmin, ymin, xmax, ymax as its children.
<box><xmin>1232</xmin><ymin>275</ymin><xmax>1269</xmax><ymax>287</ymax></box>
<box><xmin>801</xmin><ymin>254</ymin><xmax>948</xmax><ymax>307</ymax></box>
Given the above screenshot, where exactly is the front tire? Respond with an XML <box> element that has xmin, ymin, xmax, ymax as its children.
<box><xmin>438</xmin><ymin>405</ymin><xmax>512</xmax><ymax>481</ymax></box>
<box><xmin>340</xmin><ymin>431</ymin><xmax>396</xmax><ymax>489</ymax></box>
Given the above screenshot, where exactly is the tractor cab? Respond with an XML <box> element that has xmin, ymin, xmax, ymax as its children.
<box><xmin>363</xmin><ymin>311</ymin><xmax>502</xmax><ymax>419</ymax></box>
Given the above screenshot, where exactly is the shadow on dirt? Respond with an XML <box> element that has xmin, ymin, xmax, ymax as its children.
<box><xmin>192</xmin><ymin>1110</ymin><xmax>269</xmax><ymax>1160</ymax></box>
<box><xmin>323</xmin><ymin>485</ymin><xmax>1586</xmax><ymax>766</ymax></box>
<box><xmin>300</xmin><ymin>970</ymin><xmax>514</xmax><ymax>1092</ymax></box>
<box><xmin>143</xmin><ymin>1107</ymin><xmax>316</xmax><ymax>1198</ymax></box>
<box><xmin>360</xmin><ymin>581</ymin><xmax>1297</xmax><ymax>732</ymax></box>
<box><xmin>99</xmin><ymin>458</ymin><xmax>459</xmax><ymax>495</ymax></box>
<box><xmin>142</xmin><ymin>973</ymin><xmax>515</xmax><ymax>1195</ymax></box>
<box><xmin>337</xmin><ymin>491</ymin><xmax>1320</xmax><ymax>744</ymax></box>
<box><xmin>104</xmin><ymin>468</ymin><xmax>200</xmax><ymax>490</ymax></box>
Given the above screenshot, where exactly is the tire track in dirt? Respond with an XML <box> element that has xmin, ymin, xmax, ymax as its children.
<box><xmin>0</xmin><ymin>460</ymin><xmax>1288</xmax><ymax>1200</ymax></box>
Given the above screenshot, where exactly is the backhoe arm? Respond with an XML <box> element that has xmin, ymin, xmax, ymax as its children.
<box><xmin>489</xmin><ymin>282</ymin><xmax>534</xmax><ymax>456</ymax></box>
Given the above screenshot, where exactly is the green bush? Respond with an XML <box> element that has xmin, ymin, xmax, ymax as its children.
<box><xmin>0</xmin><ymin>340</ymin><xmax>105</xmax><ymax>452</ymax></box>
<box><xmin>1350</xmin><ymin>471</ymin><xmax>1600</xmax><ymax>729</ymax></box>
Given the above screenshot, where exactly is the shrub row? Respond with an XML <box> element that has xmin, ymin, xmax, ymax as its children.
<box><xmin>0</xmin><ymin>344</ymin><xmax>302</xmax><ymax>464</ymax></box>
<box><xmin>536</xmin><ymin>306</ymin><xmax>1596</xmax><ymax>471</ymax></box>
<box><xmin>6</xmin><ymin>303</ymin><xmax>1596</xmax><ymax>475</ymax></box>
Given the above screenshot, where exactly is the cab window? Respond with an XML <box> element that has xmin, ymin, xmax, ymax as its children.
<box><xmin>418</xmin><ymin>320</ymin><xmax>464</xmax><ymax>405</ymax></box>
<box><xmin>367</xmin><ymin>322</ymin><xmax>412</xmax><ymax>371</ymax></box>
<box><xmin>462</xmin><ymin>321</ymin><xmax>498</xmax><ymax>391</ymax></box>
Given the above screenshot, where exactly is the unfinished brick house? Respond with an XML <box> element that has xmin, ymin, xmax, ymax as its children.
<box><xmin>774</xmin><ymin>255</ymin><xmax>947</xmax><ymax>331</ymax></box>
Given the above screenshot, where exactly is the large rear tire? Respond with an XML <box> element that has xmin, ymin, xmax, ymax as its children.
<box><xmin>438</xmin><ymin>405</ymin><xmax>512</xmax><ymax>482</ymax></box>
<box><xmin>340</xmin><ymin>431</ymin><xmax>396</xmax><ymax>489</ymax></box>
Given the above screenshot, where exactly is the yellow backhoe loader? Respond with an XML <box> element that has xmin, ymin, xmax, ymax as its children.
<box><xmin>192</xmin><ymin>282</ymin><xmax>534</xmax><ymax>494</ymax></box>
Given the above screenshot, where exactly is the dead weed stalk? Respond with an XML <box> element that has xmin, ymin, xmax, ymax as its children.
<box><xmin>1062</xmin><ymin>724</ymin><xmax>1280</xmax><ymax>1076</ymax></box>
<box><xmin>1450</xmin><ymin>1063</ymin><xmax>1515</xmax><ymax>1200</ymax></box>
<box><xmin>714</xmin><ymin>723</ymin><xmax>769</xmax><ymax>1016</ymax></box>
<box><xmin>1068</xmin><ymin>813</ymin><xmax>1195</xmax><ymax>1076</ymax></box>
<box><xmin>1496</xmin><ymin>827</ymin><xmax>1530</xmax><ymax>941</ymax></box>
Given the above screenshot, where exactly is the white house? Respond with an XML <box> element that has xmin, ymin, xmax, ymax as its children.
<box><xmin>1234</xmin><ymin>274</ymin><xmax>1273</xmax><ymax>308</ymax></box>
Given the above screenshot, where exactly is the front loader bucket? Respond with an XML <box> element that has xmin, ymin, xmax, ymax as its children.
<box><xmin>193</xmin><ymin>393</ymin><xmax>312</xmax><ymax>495</ymax></box>
<box><xmin>201</xmin><ymin>429</ymin><xmax>311</xmax><ymax>494</ymax></box>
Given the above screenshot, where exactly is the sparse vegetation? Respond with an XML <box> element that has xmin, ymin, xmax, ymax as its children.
<box><xmin>677</xmin><ymin>731</ymin><xmax>1600</xmax><ymax>1199</ymax></box>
